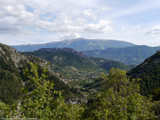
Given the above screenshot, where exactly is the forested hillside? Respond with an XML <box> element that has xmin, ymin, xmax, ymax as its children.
<box><xmin>128</xmin><ymin>50</ymin><xmax>160</xmax><ymax>98</ymax></box>
<box><xmin>24</xmin><ymin>48</ymin><xmax>132</xmax><ymax>91</ymax></box>
<box><xmin>0</xmin><ymin>43</ymin><xmax>85</xmax><ymax>104</ymax></box>
<box><xmin>24</xmin><ymin>48</ymin><xmax>106</xmax><ymax>83</ymax></box>
<box><xmin>0</xmin><ymin>64</ymin><xmax>157</xmax><ymax>119</ymax></box>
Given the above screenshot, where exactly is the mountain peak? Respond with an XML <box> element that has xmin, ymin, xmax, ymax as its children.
<box><xmin>12</xmin><ymin>38</ymin><xmax>135</xmax><ymax>52</ymax></box>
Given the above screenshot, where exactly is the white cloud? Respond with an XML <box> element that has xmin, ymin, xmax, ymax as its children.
<box><xmin>146</xmin><ymin>25</ymin><xmax>160</xmax><ymax>35</ymax></box>
<box><xmin>0</xmin><ymin>0</ymin><xmax>36</xmax><ymax>34</ymax></box>
<box><xmin>0</xmin><ymin>0</ymin><xmax>160</xmax><ymax>46</ymax></box>
<box><xmin>84</xmin><ymin>20</ymin><xmax>112</xmax><ymax>33</ymax></box>
<box><xmin>60</xmin><ymin>33</ymin><xmax>81</xmax><ymax>40</ymax></box>
<box><xmin>21</xmin><ymin>0</ymin><xmax>96</xmax><ymax>18</ymax></box>
<box><xmin>0</xmin><ymin>0</ymin><xmax>112</xmax><ymax>35</ymax></box>
<box><xmin>133</xmin><ymin>25</ymin><xmax>141</xmax><ymax>29</ymax></box>
<box><xmin>77</xmin><ymin>9</ymin><xmax>97</xmax><ymax>20</ymax></box>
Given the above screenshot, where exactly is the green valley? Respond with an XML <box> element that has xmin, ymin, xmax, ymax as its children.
<box><xmin>24</xmin><ymin>48</ymin><xmax>132</xmax><ymax>89</ymax></box>
<box><xmin>0</xmin><ymin>43</ymin><xmax>160</xmax><ymax>119</ymax></box>
<box><xmin>24</xmin><ymin>48</ymin><xmax>106</xmax><ymax>84</ymax></box>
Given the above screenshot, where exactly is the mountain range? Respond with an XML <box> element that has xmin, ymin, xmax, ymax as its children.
<box><xmin>84</xmin><ymin>45</ymin><xmax>160</xmax><ymax>65</ymax></box>
<box><xmin>11</xmin><ymin>38</ymin><xmax>160</xmax><ymax>65</ymax></box>
<box><xmin>12</xmin><ymin>38</ymin><xmax>135</xmax><ymax>51</ymax></box>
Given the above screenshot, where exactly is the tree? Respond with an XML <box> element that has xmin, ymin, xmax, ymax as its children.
<box><xmin>152</xmin><ymin>101</ymin><xmax>160</xmax><ymax>120</ymax></box>
<box><xmin>19</xmin><ymin>62</ymin><xmax>84</xmax><ymax>120</ymax></box>
<box><xmin>51</xmin><ymin>92</ymin><xmax>84</xmax><ymax>120</ymax></box>
<box><xmin>0</xmin><ymin>101</ymin><xmax>10</xmax><ymax>118</ymax></box>
<box><xmin>150</xmin><ymin>87</ymin><xmax>160</xmax><ymax>101</ymax></box>
<box><xmin>85</xmin><ymin>68</ymin><xmax>155</xmax><ymax>120</ymax></box>
<box><xmin>19</xmin><ymin>62</ymin><xmax>55</xmax><ymax>119</ymax></box>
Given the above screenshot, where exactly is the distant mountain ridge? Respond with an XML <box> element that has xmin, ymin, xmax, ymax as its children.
<box><xmin>90</xmin><ymin>57</ymin><xmax>131</xmax><ymax>71</ymax></box>
<box><xmin>11</xmin><ymin>38</ymin><xmax>135</xmax><ymax>51</ymax></box>
<box><xmin>84</xmin><ymin>45</ymin><xmax>160</xmax><ymax>65</ymax></box>
<box><xmin>36</xmin><ymin>47</ymin><xmax>89</xmax><ymax>60</ymax></box>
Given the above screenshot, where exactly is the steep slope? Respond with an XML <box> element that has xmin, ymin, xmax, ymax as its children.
<box><xmin>12</xmin><ymin>38</ymin><xmax>135</xmax><ymax>51</ymax></box>
<box><xmin>0</xmin><ymin>43</ymin><xmax>84</xmax><ymax>104</ymax></box>
<box><xmin>128</xmin><ymin>50</ymin><xmax>160</xmax><ymax>96</ymax></box>
<box><xmin>84</xmin><ymin>45</ymin><xmax>160</xmax><ymax>65</ymax></box>
<box><xmin>24</xmin><ymin>48</ymin><xmax>106</xmax><ymax>84</ymax></box>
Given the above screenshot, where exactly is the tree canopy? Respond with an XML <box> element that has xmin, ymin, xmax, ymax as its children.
<box><xmin>84</xmin><ymin>68</ymin><xmax>155</xmax><ymax>120</ymax></box>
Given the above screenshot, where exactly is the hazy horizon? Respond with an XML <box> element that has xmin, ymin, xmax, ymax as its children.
<box><xmin>6</xmin><ymin>38</ymin><xmax>159</xmax><ymax>47</ymax></box>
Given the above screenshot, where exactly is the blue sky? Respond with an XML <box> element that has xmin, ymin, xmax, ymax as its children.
<box><xmin>0</xmin><ymin>0</ymin><xmax>160</xmax><ymax>46</ymax></box>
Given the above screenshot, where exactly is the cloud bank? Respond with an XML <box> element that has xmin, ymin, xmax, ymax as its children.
<box><xmin>0</xmin><ymin>0</ymin><xmax>160</xmax><ymax>46</ymax></box>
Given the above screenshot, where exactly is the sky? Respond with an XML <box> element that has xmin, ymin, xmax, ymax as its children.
<box><xmin>0</xmin><ymin>0</ymin><xmax>160</xmax><ymax>46</ymax></box>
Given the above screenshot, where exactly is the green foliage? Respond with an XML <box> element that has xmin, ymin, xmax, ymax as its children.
<box><xmin>0</xmin><ymin>100</ymin><xmax>19</xmax><ymax>119</ymax></box>
<box><xmin>150</xmin><ymin>88</ymin><xmax>160</xmax><ymax>101</ymax></box>
<box><xmin>0</xmin><ymin>101</ymin><xmax>10</xmax><ymax>118</ymax></box>
<box><xmin>1</xmin><ymin>43</ymin><xmax>159</xmax><ymax>119</ymax></box>
<box><xmin>85</xmin><ymin>68</ymin><xmax>155</xmax><ymax>120</ymax></box>
<box><xmin>19</xmin><ymin>62</ymin><xmax>84</xmax><ymax>120</ymax></box>
<box><xmin>128</xmin><ymin>51</ymin><xmax>160</xmax><ymax>96</ymax></box>
<box><xmin>51</xmin><ymin>92</ymin><xmax>84</xmax><ymax>120</ymax></box>
<box><xmin>0</xmin><ymin>61</ymin><xmax>158</xmax><ymax>120</ymax></box>
<box><xmin>152</xmin><ymin>101</ymin><xmax>160</xmax><ymax>120</ymax></box>
<box><xmin>20</xmin><ymin>62</ymin><xmax>55</xmax><ymax>119</ymax></box>
<box><xmin>0</xmin><ymin>44</ymin><xmax>23</xmax><ymax>104</ymax></box>
<box><xmin>0</xmin><ymin>70</ymin><xmax>22</xmax><ymax>104</ymax></box>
